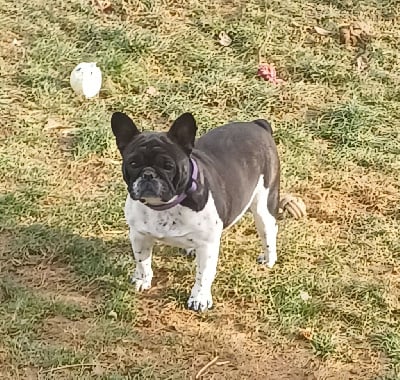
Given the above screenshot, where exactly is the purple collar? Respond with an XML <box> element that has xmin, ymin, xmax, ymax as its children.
<box><xmin>144</xmin><ymin>158</ymin><xmax>198</xmax><ymax>211</ymax></box>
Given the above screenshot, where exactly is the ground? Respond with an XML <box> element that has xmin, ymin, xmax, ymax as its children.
<box><xmin>0</xmin><ymin>0</ymin><xmax>399</xmax><ymax>379</ymax></box>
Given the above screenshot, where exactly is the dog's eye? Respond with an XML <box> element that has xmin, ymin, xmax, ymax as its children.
<box><xmin>130</xmin><ymin>161</ymin><xmax>139</xmax><ymax>168</ymax></box>
<box><xmin>163</xmin><ymin>162</ymin><xmax>174</xmax><ymax>170</ymax></box>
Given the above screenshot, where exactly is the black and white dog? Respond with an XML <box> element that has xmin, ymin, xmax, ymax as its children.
<box><xmin>111</xmin><ymin>112</ymin><xmax>280</xmax><ymax>312</ymax></box>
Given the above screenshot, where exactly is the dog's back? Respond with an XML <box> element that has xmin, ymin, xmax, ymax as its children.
<box><xmin>193</xmin><ymin>120</ymin><xmax>280</xmax><ymax>227</ymax></box>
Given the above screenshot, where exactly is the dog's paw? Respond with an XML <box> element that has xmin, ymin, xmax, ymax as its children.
<box><xmin>187</xmin><ymin>292</ymin><xmax>213</xmax><ymax>312</ymax></box>
<box><xmin>130</xmin><ymin>270</ymin><xmax>152</xmax><ymax>291</ymax></box>
<box><xmin>184</xmin><ymin>248</ymin><xmax>196</xmax><ymax>257</ymax></box>
<box><xmin>257</xmin><ymin>254</ymin><xmax>276</xmax><ymax>268</ymax></box>
<box><xmin>131</xmin><ymin>276</ymin><xmax>152</xmax><ymax>291</ymax></box>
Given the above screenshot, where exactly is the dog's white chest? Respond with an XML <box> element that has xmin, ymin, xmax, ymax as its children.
<box><xmin>124</xmin><ymin>193</ymin><xmax>223</xmax><ymax>248</ymax></box>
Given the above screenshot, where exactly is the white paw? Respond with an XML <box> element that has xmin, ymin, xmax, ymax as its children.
<box><xmin>187</xmin><ymin>292</ymin><xmax>213</xmax><ymax>312</ymax></box>
<box><xmin>267</xmin><ymin>260</ymin><xmax>276</xmax><ymax>268</ymax></box>
<box><xmin>184</xmin><ymin>248</ymin><xmax>196</xmax><ymax>257</ymax></box>
<box><xmin>130</xmin><ymin>269</ymin><xmax>152</xmax><ymax>291</ymax></box>
<box><xmin>257</xmin><ymin>254</ymin><xmax>276</xmax><ymax>268</ymax></box>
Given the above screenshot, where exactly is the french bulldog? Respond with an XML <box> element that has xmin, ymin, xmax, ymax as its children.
<box><xmin>111</xmin><ymin>112</ymin><xmax>280</xmax><ymax>312</ymax></box>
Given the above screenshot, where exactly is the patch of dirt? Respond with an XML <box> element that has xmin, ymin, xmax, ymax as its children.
<box><xmin>124</xmin><ymin>296</ymin><xmax>385</xmax><ymax>380</ymax></box>
<box><xmin>43</xmin><ymin>157</ymin><xmax>119</xmax><ymax>203</ymax></box>
<box><xmin>4</xmin><ymin>255</ymin><xmax>99</xmax><ymax>311</ymax></box>
<box><xmin>292</xmin><ymin>170</ymin><xmax>399</xmax><ymax>223</ymax></box>
<box><xmin>40</xmin><ymin>315</ymin><xmax>94</xmax><ymax>348</ymax></box>
<box><xmin>0</xmin><ymin>30</ymin><xmax>24</xmax><ymax>73</ymax></box>
<box><xmin>346</xmin><ymin>173</ymin><xmax>399</xmax><ymax>216</ymax></box>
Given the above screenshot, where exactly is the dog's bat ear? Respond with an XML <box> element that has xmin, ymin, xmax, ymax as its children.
<box><xmin>167</xmin><ymin>113</ymin><xmax>197</xmax><ymax>154</ymax></box>
<box><xmin>111</xmin><ymin>112</ymin><xmax>140</xmax><ymax>153</ymax></box>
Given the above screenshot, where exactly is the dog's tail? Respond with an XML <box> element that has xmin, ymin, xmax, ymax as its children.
<box><xmin>253</xmin><ymin>119</ymin><xmax>273</xmax><ymax>135</ymax></box>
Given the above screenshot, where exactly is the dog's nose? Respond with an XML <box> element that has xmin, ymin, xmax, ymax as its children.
<box><xmin>142</xmin><ymin>168</ymin><xmax>156</xmax><ymax>180</ymax></box>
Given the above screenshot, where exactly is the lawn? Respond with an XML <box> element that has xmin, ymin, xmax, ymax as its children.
<box><xmin>0</xmin><ymin>0</ymin><xmax>399</xmax><ymax>379</ymax></box>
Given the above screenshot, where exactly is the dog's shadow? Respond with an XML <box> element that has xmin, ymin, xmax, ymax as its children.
<box><xmin>1</xmin><ymin>223</ymin><xmax>193</xmax><ymax>311</ymax></box>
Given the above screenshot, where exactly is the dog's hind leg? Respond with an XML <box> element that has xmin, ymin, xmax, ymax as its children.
<box><xmin>250</xmin><ymin>186</ymin><xmax>278</xmax><ymax>268</ymax></box>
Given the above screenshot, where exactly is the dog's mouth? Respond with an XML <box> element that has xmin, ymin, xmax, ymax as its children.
<box><xmin>138</xmin><ymin>181</ymin><xmax>159</xmax><ymax>197</ymax></box>
<box><xmin>139</xmin><ymin>196</ymin><xmax>176</xmax><ymax>206</ymax></box>
<box><xmin>130</xmin><ymin>177</ymin><xmax>173</xmax><ymax>203</ymax></box>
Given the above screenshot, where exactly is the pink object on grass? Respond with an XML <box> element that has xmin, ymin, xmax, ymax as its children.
<box><xmin>257</xmin><ymin>63</ymin><xmax>284</xmax><ymax>85</ymax></box>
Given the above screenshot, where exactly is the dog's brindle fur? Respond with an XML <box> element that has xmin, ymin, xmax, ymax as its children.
<box><xmin>111</xmin><ymin>112</ymin><xmax>280</xmax><ymax>312</ymax></box>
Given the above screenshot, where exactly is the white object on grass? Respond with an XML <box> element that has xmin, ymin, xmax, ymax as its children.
<box><xmin>70</xmin><ymin>62</ymin><xmax>102</xmax><ymax>99</ymax></box>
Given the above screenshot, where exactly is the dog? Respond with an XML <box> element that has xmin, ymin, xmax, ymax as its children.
<box><xmin>111</xmin><ymin>112</ymin><xmax>280</xmax><ymax>312</ymax></box>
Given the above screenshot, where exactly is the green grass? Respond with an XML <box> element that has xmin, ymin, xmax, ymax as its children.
<box><xmin>374</xmin><ymin>331</ymin><xmax>400</xmax><ymax>377</ymax></box>
<box><xmin>0</xmin><ymin>0</ymin><xmax>399</xmax><ymax>378</ymax></box>
<box><xmin>311</xmin><ymin>332</ymin><xmax>337</xmax><ymax>359</ymax></box>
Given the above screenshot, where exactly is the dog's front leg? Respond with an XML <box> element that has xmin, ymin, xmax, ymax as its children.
<box><xmin>129</xmin><ymin>229</ymin><xmax>154</xmax><ymax>291</ymax></box>
<box><xmin>187</xmin><ymin>241</ymin><xmax>220</xmax><ymax>312</ymax></box>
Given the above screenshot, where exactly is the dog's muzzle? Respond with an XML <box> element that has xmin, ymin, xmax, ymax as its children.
<box><xmin>131</xmin><ymin>168</ymin><xmax>163</xmax><ymax>200</ymax></box>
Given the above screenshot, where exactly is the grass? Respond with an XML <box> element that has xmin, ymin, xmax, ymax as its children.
<box><xmin>374</xmin><ymin>331</ymin><xmax>400</xmax><ymax>378</ymax></box>
<box><xmin>0</xmin><ymin>0</ymin><xmax>399</xmax><ymax>378</ymax></box>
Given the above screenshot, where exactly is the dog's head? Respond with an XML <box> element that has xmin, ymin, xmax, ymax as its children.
<box><xmin>111</xmin><ymin>112</ymin><xmax>197</xmax><ymax>205</ymax></box>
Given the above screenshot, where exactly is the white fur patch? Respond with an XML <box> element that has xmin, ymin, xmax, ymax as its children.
<box><xmin>250</xmin><ymin>186</ymin><xmax>278</xmax><ymax>268</ymax></box>
<box><xmin>125</xmin><ymin>192</ymin><xmax>223</xmax><ymax>248</ymax></box>
<box><xmin>226</xmin><ymin>176</ymin><xmax>278</xmax><ymax>267</ymax></box>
